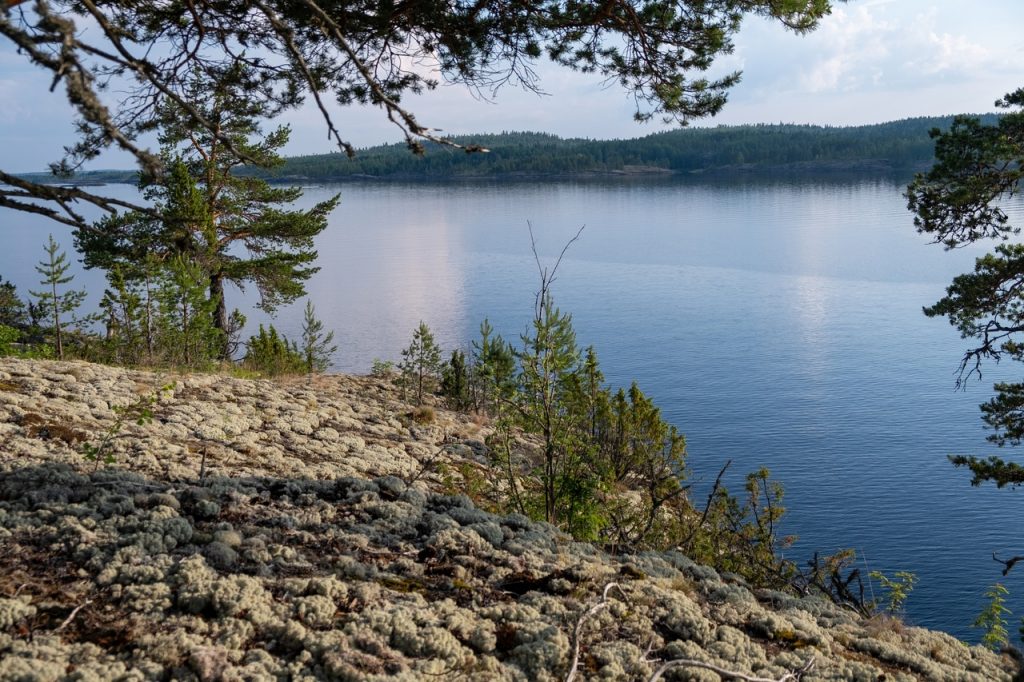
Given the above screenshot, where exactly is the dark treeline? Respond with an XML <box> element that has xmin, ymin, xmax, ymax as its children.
<box><xmin>21</xmin><ymin>114</ymin><xmax>998</xmax><ymax>185</ymax></box>
<box><xmin>256</xmin><ymin>115</ymin><xmax>999</xmax><ymax>180</ymax></box>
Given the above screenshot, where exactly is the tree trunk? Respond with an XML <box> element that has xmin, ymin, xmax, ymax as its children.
<box><xmin>51</xmin><ymin>279</ymin><xmax>63</xmax><ymax>360</ymax></box>
<box><xmin>182</xmin><ymin>298</ymin><xmax>190</xmax><ymax>367</ymax></box>
<box><xmin>209</xmin><ymin>272</ymin><xmax>228</xmax><ymax>359</ymax></box>
<box><xmin>144</xmin><ymin>272</ymin><xmax>155</xmax><ymax>364</ymax></box>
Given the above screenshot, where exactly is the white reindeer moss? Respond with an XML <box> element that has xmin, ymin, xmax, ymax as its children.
<box><xmin>0</xmin><ymin>597</ymin><xmax>35</xmax><ymax>629</ymax></box>
<box><xmin>0</xmin><ymin>358</ymin><xmax>1019</xmax><ymax>681</ymax></box>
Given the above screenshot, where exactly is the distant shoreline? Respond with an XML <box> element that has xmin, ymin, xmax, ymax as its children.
<box><xmin>16</xmin><ymin>159</ymin><xmax>923</xmax><ymax>188</ymax></box>
<box><xmin>15</xmin><ymin>115</ymin><xmax>987</xmax><ymax>186</ymax></box>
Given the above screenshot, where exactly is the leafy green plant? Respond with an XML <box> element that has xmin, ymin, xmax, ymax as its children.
<box><xmin>869</xmin><ymin>570</ymin><xmax>917</xmax><ymax>614</ymax></box>
<box><xmin>974</xmin><ymin>583</ymin><xmax>1011</xmax><ymax>650</ymax></box>
<box><xmin>682</xmin><ymin>467</ymin><xmax>797</xmax><ymax>588</ymax></box>
<box><xmin>82</xmin><ymin>382</ymin><xmax>175</xmax><ymax>469</ymax></box>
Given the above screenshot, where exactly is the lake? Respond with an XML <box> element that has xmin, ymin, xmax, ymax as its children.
<box><xmin>3</xmin><ymin>176</ymin><xmax>1023</xmax><ymax>641</ymax></box>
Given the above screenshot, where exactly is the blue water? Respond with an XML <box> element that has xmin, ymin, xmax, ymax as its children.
<box><xmin>3</xmin><ymin>176</ymin><xmax>1024</xmax><ymax>641</ymax></box>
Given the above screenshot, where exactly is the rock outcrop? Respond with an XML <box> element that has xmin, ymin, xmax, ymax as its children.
<box><xmin>0</xmin><ymin>358</ymin><xmax>1018</xmax><ymax>681</ymax></box>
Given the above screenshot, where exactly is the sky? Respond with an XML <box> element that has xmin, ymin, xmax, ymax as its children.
<box><xmin>2</xmin><ymin>0</ymin><xmax>1023</xmax><ymax>172</ymax></box>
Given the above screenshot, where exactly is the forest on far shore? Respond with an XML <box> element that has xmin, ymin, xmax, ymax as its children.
<box><xmin>19</xmin><ymin>114</ymin><xmax>998</xmax><ymax>185</ymax></box>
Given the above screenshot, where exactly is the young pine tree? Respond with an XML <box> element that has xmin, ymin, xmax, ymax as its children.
<box><xmin>30</xmin><ymin>235</ymin><xmax>87</xmax><ymax>360</ymax></box>
<box><xmin>441</xmin><ymin>349</ymin><xmax>471</xmax><ymax>410</ymax></box>
<box><xmin>472</xmin><ymin>318</ymin><xmax>516</xmax><ymax>415</ymax></box>
<box><xmin>154</xmin><ymin>256</ymin><xmax>221</xmax><ymax>368</ymax></box>
<box><xmin>0</xmin><ymin>276</ymin><xmax>28</xmax><ymax>330</ymax></box>
<box><xmin>400</xmin><ymin>322</ymin><xmax>443</xmax><ymax>404</ymax></box>
<box><xmin>516</xmin><ymin>290</ymin><xmax>591</xmax><ymax>528</ymax></box>
<box><xmin>300</xmin><ymin>300</ymin><xmax>338</xmax><ymax>374</ymax></box>
<box><xmin>99</xmin><ymin>265</ymin><xmax>146</xmax><ymax>365</ymax></box>
<box><xmin>244</xmin><ymin>324</ymin><xmax>304</xmax><ymax>376</ymax></box>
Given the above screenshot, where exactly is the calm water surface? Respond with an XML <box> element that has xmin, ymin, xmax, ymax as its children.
<box><xmin>3</xmin><ymin>177</ymin><xmax>1023</xmax><ymax>640</ymax></box>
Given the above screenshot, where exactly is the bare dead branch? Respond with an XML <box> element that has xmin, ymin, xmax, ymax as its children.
<box><xmin>252</xmin><ymin>0</ymin><xmax>356</xmax><ymax>157</ymax></box>
<box><xmin>679</xmin><ymin>458</ymin><xmax>731</xmax><ymax>551</ymax></box>
<box><xmin>993</xmin><ymin>552</ymin><xmax>1024</xmax><ymax>576</ymax></box>
<box><xmin>54</xmin><ymin>599</ymin><xmax>94</xmax><ymax>633</ymax></box>
<box><xmin>565</xmin><ymin>582</ymin><xmax>626</xmax><ymax>682</ymax></box>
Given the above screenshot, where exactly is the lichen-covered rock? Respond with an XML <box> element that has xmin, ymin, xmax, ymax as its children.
<box><xmin>0</xmin><ymin>597</ymin><xmax>35</xmax><ymax>629</ymax></box>
<box><xmin>0</xmin><ymin>358</ymin><xmax>1018</xmax><ymax>682</ymax></box>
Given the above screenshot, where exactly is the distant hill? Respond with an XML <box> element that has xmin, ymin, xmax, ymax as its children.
<box><xmin>18</xmin><ymin>115</ymin><xmax>1000</xmax><ymax>185</ymax></box>
<box><xmin>240</xmin><ymin>114</ymin><xmax>1003</xmax><ymax>180</ymax></box>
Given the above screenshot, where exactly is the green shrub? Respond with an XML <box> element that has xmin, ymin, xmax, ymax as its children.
<box><xmin>371</xmin><ymin>358</ymin><xmax>395</xmax><ymax>378</ymax></box>
<box><xmin>869</xmin><ymin>570</ymin><xmax>917</xmax><ymax>614</ymax></box>
<box><xmin>243</xmin><ymin>324</ymin><xmax>304</xmax><ymax>376</ymax></box>
<box><xmin>0</xmin><ymin>324</ymin><xmax>18</xmax><ymax>356</ymax></box>
<box><xmin>975</xmin><ymin>583</ymin><xmax>1011</xmax><ymax>650</ymax></box>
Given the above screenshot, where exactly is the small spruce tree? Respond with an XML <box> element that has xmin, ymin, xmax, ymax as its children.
<box><xmin>300</xmin><ymin>300</ymin><xmax>338</xmax><ymax>374</ymax></box>
<box><xmin>30</xmin><ymin>235</ymin><xmax>87</xmax><ymax>360</ymax></box>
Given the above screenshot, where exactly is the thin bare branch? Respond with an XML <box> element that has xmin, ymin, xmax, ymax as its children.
<box><xmin>54</xmin><ymin>599</ymin><xmax>94</xmax><ymax>633</ymax></box>
<box><xmin>297</xmin><ymin>0</ymin><xmax>490</xmax><ymax>154</ymax></box>
<box><xmin>252</xmin><ymin>0</ymin><xmax>355</xmax><ymax>157</ymax></box>
<box><xmin>679</xmin><ymin>458</ymin><xmax>731</xmax><ymax>551</ymax></box>
<box><xmin>565</xmin><ymin>582</ymin><xmax>626</xmax><ymax>682</ymax></box>
<box><xmin>993</xmin><ymin>552</ymin><xmax>1024</xmax><ymax>576</ymax></box>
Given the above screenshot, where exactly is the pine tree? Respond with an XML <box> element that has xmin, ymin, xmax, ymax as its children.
<box><xmin>907</xmin><ymin>88</ymin><xmax>1024</xmax><ymax>492</ymax></box>
<box><xmin>77</xmin><ymin>66</ymin><xmax>339</xmax><ymax>358</ymax></box>
<box><xmin>400</xmin><ymin>322</ymin><xmax>443</xmax><ymax>404</ymax></box>
<box><xmin>441</xmin><ymin>349</ymin><xmax>470</xmax><ymax>409</ymax></box>
<box><xmin>30</xmin><ymin>235</ymin><xmax>87</xmax><ymax>360</ymax></box>
<box><xmin>516</xmin><ymin>290</ymin><xmax>588</xmax><ymax>528</ymax></box>
<box><xmin>0</xmin><ymin>276</ymin><xmax>28</xmax><ymax>330</ymax></box>
<box><xmin>473</xmin><ymin>318</ymin><xmax>516</xmax><ymax>415</ymax></box>
<box><xmin>99</xmin><ymin>265</ymin><xmax>145</xmax><ymax>365</ymax></box>
<box><xmin>300</xmin><ymin>300</ymin><xmax>338</xmax><ymax>374</ymax></box>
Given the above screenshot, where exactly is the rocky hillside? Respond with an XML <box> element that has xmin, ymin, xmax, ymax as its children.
<box><xmin>0</xmin><ymin>358</ymin><xmax>1018</xmax><ymax>681</ymax></box>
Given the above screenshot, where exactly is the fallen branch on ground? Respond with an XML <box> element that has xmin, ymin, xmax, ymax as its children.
<box><xmin>55</xmin><ymin>599</ymin><xmax>94</xmax><ymax>633</ymax></box>
<box><xmin>565</xmin><ymin>582</ymin><xmax>627</xmax><ymax>682</ymax></box>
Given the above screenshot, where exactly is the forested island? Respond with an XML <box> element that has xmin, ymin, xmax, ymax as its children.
<box><xmin>267</xmin><ymin>116</ymin><xmax>994</xmax><ymax>180</ymax></box>
<box><xmin>19</xmin><ymin>115</ymin><xmax>997</xmax><ymax>185</ymax></box>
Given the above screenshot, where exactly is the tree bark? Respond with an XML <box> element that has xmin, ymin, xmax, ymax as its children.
<box><xmin>209</xmin><ymin>272</ymin><xmax>229</xmax><ymax>359</ymax></box>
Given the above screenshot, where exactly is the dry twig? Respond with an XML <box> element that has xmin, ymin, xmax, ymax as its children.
<box><xmin>54</xmin><ymin>599</ymin><xmax>94</xmax><ymax>633</ymax></box>
<box><xmin>565</xmin><ymin>582</ymin><xmax>626</xmax><ymax>682</ymax></box>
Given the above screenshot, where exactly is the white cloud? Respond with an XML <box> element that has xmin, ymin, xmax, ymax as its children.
<box><xmin>797</xmin><ymin>5</ymin><xmax>893</xmax><ymax>93</ymax></box>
